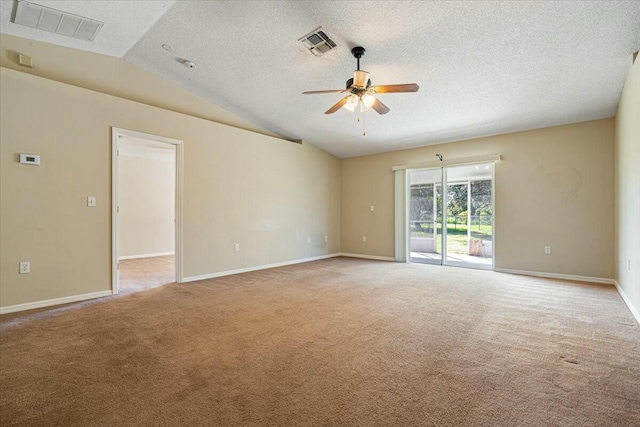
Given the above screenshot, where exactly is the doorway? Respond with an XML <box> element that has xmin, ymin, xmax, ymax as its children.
<box><xmin>408</xmin><ymin>162</ymin><xmax>494</xmax><ymax>270</ymax></box>
<box><xmin>111</xmin><ymin>128</ymin><xmax>183</xmax><ymax>294</ymax></box>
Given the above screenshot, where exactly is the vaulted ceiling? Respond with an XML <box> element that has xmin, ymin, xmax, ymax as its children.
<box><xmin>2</xmin><ymin>1</ymin><xmax>639</xmax><ymax>157</ymax></box>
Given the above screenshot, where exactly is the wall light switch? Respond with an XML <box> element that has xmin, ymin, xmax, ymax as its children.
<box><xmin>87</xmin><ymin>196</ymin><xmax>96</xmax><ymax>207</ymax></box>
<box><xmin>362</xmin><ymin>236</ymin><xmax>367</xmax><ymax>242</ymax></box>
<box><xmin>307</xmin><ymin>237</ymin><xmax>311</xmax><ymax>244</ymax></box>
<box><xmin>325</xmin><ymin>235</ymin><xmax>328</xmax><ymax>242</ymax></box>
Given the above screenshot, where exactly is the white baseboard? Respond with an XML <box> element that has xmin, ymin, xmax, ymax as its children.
<box><xmin>182</xmin><ymin>253</ymin><xmax>342</xmax><ymax>283</ymax></box>
<box><xmin>495</xmin><ymin>268</ymin><xmax>615</xmax><ymax>285</ymax></box>
<box><xmin>119</xmin><ymin>251</ymin><xmax>174</xmax><ymax>260</ymax></box>
<box><xmin>338</xmin><ymin>253</ymin><xmax>396</xmax><ymax>262</ymax></box>
<box><xmin>614</xmin><ymin>281</ymin><xmax>640</xmax><ymax>326</ymax></box>
<box><xmin>0</xmin><ymin>290</ymin><xmax>113</xmax><ymax>315</ymax></box>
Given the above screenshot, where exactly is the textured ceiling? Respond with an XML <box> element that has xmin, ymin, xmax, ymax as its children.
<box><xmin>3</xmin><ymin>1</ymin><xmax>640</xmax><ymax>158</ymax></box>
<box><xmin>0</xmin><ymin>0</ymin><xmax>175</xmax><ymax>57</ymax></box>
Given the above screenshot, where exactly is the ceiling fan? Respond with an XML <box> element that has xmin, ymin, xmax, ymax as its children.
<box><xmin>303</xmin><ymin>46</ymin><xmax>419</xmax><ymax>115</ymax></box>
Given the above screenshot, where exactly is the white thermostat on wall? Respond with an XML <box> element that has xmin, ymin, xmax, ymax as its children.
<box><xmin>20</xmin><ymin>154</ymin><xmax>40</xmax><ymax>165</ymax></box>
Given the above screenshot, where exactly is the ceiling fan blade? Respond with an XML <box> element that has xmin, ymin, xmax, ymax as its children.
<box><xmin>371</xmin><ymin>98</ymin><xmax>390</xmax><ymax>115</ymax></box>
<box><xmin>325</xmin><ymin>97</ymin><xmax>349</xmax><ymax>114</ymax></box>
<box><xmin>302</xmin><ymin>89</ymin><xmax>345</xmax><ymax>95</ymax></box>
<box><xmin>373</xmin><ymin>83</ymin><xmax>420</xmax><ymax>93</ymax></box>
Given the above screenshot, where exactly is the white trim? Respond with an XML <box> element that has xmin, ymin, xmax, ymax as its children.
<box><xmin>182</xmin><ymin>253</ymin><xmax>342</xmax><ymax>283</ymax></box>
<box><xmin>495</xmin><ymin>268</ymin><xmax>615</xmax><ymax>285</ymax></box>
<box><xmin>491</xmin><ymin>163</ymin><xmax>496</xmax><ymax>270</ymax></box>
<box><xmin>112</xmin><ymin>127</ymin><xmax>184</xmax><ymax>296</ymax></box>
<box><xmin>0</xmin><ymin>291</ymin><xmax>113</xmax><ymax>315</ymax></box>
<box><xmin>442</xmin><ymin>168</ymin><xmax>448</xmax><ymax>265</ymax></box>
<box><xmin>175</xmin><ymin>141</ymin><xmax>184</xmax><ymax>284</ymax></box>
<box><xmin>113</xmin><ymin>128</ymin><xmax>183</xmax><ymax>146</ymax></box>
<box><xmin>394</xmin><ymin>169</ymin><xmax>408</xmax><ymax>262</ymax></box>
<box><xmin>392</xmin><ymin>154</ymin><xmax>502</xmax><ymax>171</ymax></box>
<box><xmin>119</xmin><ymin>252</ymin><xmax>175</xmax><ymax>260</ymax></box>
<box><xmin>614</xmin><ymin>280</ymin><xmax>640</xmax><ymax>326</ymax></box>
<box><xmin>339</xmin><ymin>253</ymin><xmax>396</xmax><ymax>262</ymax></box>
<box><xmin>111</xmin><ymin>131</ymin><xmax>118</xmax><ymax>293</ymax></box>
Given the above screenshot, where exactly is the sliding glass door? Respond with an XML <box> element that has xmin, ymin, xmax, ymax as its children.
<box><xmin>408</xmin><ymin>163</ymin><xmax>494</xmax><ymax>270</ymax></box>
<box><xmin>444</xmin><ymin>164</ymin><xmax>493</xmax><ymax>269</ymax></box>
<box><xmin>408</xmin><ymin>169</ymin><xmax>443</xmax><ymax>264</ymax></box>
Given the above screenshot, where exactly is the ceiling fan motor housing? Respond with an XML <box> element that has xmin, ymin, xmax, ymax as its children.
<box><xmin>346</xmin><ymin>77</ymin><xmax>372</xmax><ymax>90</ymax></box>
<box><xmin>351</xmin><ymin>46</ymin><xmax>366</xmax><ymax>59</ymax></box>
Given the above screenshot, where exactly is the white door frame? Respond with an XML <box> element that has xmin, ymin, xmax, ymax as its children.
<box><xmin>111</xmin><ymin>127</ymin><xmax>184</xmax><ymax>294</ymax></box>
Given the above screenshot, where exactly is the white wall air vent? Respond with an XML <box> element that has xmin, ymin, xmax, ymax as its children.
<box><xmin>12</xmin><ymin>0</ymin><xmax>104</xmax><ymax>41</ymax></box>
<box><xmin>299</xmin><ymin>27</ymin><xmax>339</xmax><ymax>57</ymax></box>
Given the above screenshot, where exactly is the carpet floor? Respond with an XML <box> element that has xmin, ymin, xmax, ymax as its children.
<box><xmin>1</xmin><ymin>257</ymin><xmax>639</xmax><ymax>426</ymax></box>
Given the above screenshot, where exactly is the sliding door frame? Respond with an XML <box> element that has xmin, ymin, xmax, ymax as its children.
<box><xmin>398</xmin><ymin>155</ymin><xmax>500</xmax><ymax>270</ymax></box>
<box><xmin>442</xmin><ymin>167</ymin><xmax>448</xmax><ymax>265</ymax></box>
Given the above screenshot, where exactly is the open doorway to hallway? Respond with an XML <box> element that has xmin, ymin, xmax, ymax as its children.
<box><xmin>112</xmin><ymin>128</ymin><xmax>183</xmax><ymax>295</ymax></box>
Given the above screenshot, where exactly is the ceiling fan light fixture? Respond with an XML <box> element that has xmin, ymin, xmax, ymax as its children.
<box><xmin>344</xmin><ymin>94</ymin><xmax>358</xmax><ymax>112</ymax></box>
<box><xmin>361</xmin><ymin>94</ymin><xmax>376</xmax><ymax>108</ymax></box>
<box><xmin>302</xmin><ymin>45</ymin><xmax>419</xmax><ymax>119</ymax></box>
<box><xmin>353</xmin><ymin>70</ymin><xmax>370</xmax><ymax>88</ymax></box>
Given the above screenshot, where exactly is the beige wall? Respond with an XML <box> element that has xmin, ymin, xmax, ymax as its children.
<box><xmin>341</xmin><ymin>119</ymin><xmax>615</xmax><ymax>279</ymax></box>
<box><xmin>614</xmin><ymin>57</ymin><xmax>640</xmax><ymax>317</ymax></box>
<box><xmin>118</xmin><ymin>149</ymin><xmax>176</xmax><ymax>258</ymax></box>
<box><xmin>0</xmin><ymin>34</ymin><xmax>625</xmax><ymax>311</ymax></box>
<box><xmin>0</xmin><ymin>34</ymin><xmax>279</xmax><ymax>140</ymax></box>
<box><xmin>0</xmin><ymin>67</ymin><xmax>341</xmax><ymax>308</ymax></box>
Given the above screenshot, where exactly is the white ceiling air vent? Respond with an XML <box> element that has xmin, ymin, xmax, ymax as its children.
<box><xmin>12</xmin><ymin>0</ymin><xmax>104</xmax><ymax>41</ymax></box>
<box><xmin>299</xmin><ymin>27</ymin><xmax>338</xmax><ymax>57</ymax></box>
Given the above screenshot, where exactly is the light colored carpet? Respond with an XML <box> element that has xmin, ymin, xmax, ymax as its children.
<box><xmin>1</xmin><ymin>257</ymin><xmax>639</xmax><ymax>426</ymax></box>
<box><xmin>118</xmin><ymin>255</ymin><xmax>175</xmax><ymax>295</ymax></box>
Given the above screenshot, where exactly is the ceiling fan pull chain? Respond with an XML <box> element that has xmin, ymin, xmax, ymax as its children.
<box><xmin>362</xmin><ymin>109</ymin><xmax>366</xmax><ymax>136</ymax></box>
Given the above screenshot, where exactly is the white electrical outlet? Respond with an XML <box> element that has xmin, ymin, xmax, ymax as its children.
<box><xmin>370</xmin><ymin>205</ymin><xmax>375</xmax><ymax>212</ymax></box>
<box><xmin>362</xmin><ymin>236</ymin><xmax>367</xmax><ymax>242</ymax></box>
<box><xmin>87</xmin><ymin>196</ymin><xmax>96</xmax><ymax>207</ymax></box>
<box><xmin>307</xmin><ymin>237</ymin><xmax>311</xmax><ymax>244</ymax></box>
<box><xmin>325</xmin><ymin>235</ymin><xmax>328</xmax><ymax>242</ymax></box>
<box><xmin>629</xmin><ymin>259</ymin><xmax>631</xmax><ymax>271</ymax></box>
<box><xmin>19</xmin><ymin>261</ymin><xmax>30</xmax><ymax>274</ymax></box>
<box><xmin>234</xmin><ymin>243</ymin><xmax>240</xmax><ymax>252</ymax></box>
<box><xmin>20</xmin><ymin>153</ymin><xmax>40</xmax><ymax>165</ymax></box>
<box><xmin>544</xmin><ymin>246</ymin><xmax>552</xmax><ymax>255</ymax></box>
